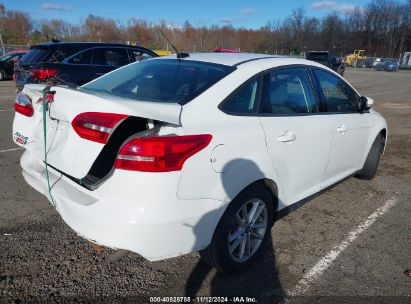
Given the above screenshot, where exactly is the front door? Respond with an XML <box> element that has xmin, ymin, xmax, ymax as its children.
<box><xmin>259</xmin><ymin>67</ymin><xmax>332</xmax><ymax>205</ymax></box>
<box><xmin>312</xmin><ymin>68</ymin><xmax>370</xmax><ymax>187</ymax></box>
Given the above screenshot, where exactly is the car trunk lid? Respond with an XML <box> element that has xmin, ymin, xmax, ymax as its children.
<box><xmin>14</xmin><ymin>84</ymin><xmax>182</xmax><ymax>179</ymax></box>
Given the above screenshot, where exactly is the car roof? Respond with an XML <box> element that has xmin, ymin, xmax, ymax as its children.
<box><xmin>35</xmin><ymin>42</ymin><xmax>139</xmax><ymax>47</ymax></box>
<box><xmin>157</xmin><ymin>52</ymin><xmax>286</xmax><ymax>66</ymax></box>
<box><xmin>153</xmin><ymin>52</ymin><xmax>337</xmax><ymax>75</ymax></box>
<box><xmin>307</xmin><ymin>51</ymin><xmax>330</xmax><ymax>53</ymax></box>
<box><xmin>32</xmin><ymin>42</ymin><xmax>154</xmax><ymax>53</ymax></box>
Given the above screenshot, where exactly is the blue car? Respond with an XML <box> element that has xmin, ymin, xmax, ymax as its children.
<box><xmin>375</xmin><ymin>59</ymin><xmax>399</xmax><ymax>72</ymax></box>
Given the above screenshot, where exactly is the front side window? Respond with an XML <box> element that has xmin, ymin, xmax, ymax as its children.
<box><xmin>262</xmin><ymin>68</ymin><xmax>318</xmax><ymax>115</ymax></box>
<box><xmin>92</xmin><ymin>48</ymin><xmax>129</xmax><ymax>66</ymax></box>
<box><xmin>221</xmin><ymin>78</ymin><xmax>260</xmax><ymax>114</ymax></box>
<box><xmin>314</xmin><ymin>69</ymin><xmax>359</xmax><ymax>113</ymax></box>
<box><xmin>81</xmin><ymin>59</ymin><xmax>235</xmax><ymax>105</ymax></box>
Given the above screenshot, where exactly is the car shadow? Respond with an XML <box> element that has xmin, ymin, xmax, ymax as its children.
<box><xmin>184</xmin><ymin>159</ymin><xmax>285</xmax><ymax>303</ymax></box>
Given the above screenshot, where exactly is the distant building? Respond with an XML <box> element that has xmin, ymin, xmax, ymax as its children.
<box><xmin>401</xmin><ymin>52</ymin><xmax>411</xmax><ymax>66</ymax></box>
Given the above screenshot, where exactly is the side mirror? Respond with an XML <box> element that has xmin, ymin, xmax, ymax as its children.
<box><xmin>359</xmin><ymin>96</ymin><xmax>374</xmax><ymax>112</ymax></box>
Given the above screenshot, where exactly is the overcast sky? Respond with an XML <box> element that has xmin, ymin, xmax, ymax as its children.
<box><xmin>4</xmin><ymin>0</ymin><xmax>372</xmax><ymax>29</ymax></box>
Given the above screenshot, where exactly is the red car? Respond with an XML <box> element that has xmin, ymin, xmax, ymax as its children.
<box><xmin>213</xmin><ymin>48</ymin><xmax>242</xmax><ymax>53</ymax></box>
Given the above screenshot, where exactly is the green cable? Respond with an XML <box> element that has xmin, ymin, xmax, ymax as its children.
<box><xmin>42</xmin><ymin>86</ymin><xmax>56</xmax><ymax>207</ymax></box>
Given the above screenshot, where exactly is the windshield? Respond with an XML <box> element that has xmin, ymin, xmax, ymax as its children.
<box><xmin>81</xmin><ymin>59</ymin><xmax>235</xmax><ymax>105</ymax></box>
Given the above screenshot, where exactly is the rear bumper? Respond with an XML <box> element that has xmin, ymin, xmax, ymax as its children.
<box><xmin>20</xmin><ymin>150</ymin><xmax>227</xmax><ymax>261</ymax></box>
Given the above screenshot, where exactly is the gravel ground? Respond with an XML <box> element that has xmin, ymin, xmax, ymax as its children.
<box><xmin>0</xmin><ymin>68</ymin><xmax>410</xmax><ymax>303</ymax></box>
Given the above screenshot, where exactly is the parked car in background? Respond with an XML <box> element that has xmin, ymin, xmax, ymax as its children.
<box><xmin>0</xmin><ymin>50</ymin><xmax>27</xmax><ymax>81</ymax></box>
<box><xmin>356</xmin><ymin>57</ymin><xmax>374</xmax><ymax>68</ymax></box>
<box><xmin>375</xmin><ymin>59</ymin><xmax>399</xmax><ymax>72</ymax></box>
<box><xmin>14</xmin><ymin>42</ymin><xmax>157</xmax><ymax>90</ymax></box>
<box><xmin>213</xmin><ymin>48</ymin><xmax>242</xmax><ymax>53</ymax></box>
<box><xmin>306</xmin><ymin>51</ymin><xmax>345</xmax><ymax>76</ymax></box>
<box><xmin>13</xmin><ymin>53</ymin><xmax>386</xmax><ymax>273</ymax></box>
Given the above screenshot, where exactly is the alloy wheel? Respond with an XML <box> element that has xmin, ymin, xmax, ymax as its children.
<box><xmin>228</xmin><ymin>198</ymin><xmax>268</xmax><ymax>263</ymax></box>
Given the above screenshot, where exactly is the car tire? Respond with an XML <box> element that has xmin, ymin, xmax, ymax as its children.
<box><xmin>200</xmin><ymin>183</ymin><xmax>274</xmax><ymax>274</ymax></box>
<box><xmin>0</xmin><ymin>70</ymin><xmax>4</xmax><ymax>81</ymax></box>
<box><xmin>355</xmin><ymin>133</ymin><xmax>383</xmax><ymax>180</ymax></box>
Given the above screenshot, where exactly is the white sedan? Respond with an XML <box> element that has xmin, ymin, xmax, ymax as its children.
<box><xmin>13</xmin><ymin>53</ymin><xmax>387</xmax><ymax>273</ymax></box>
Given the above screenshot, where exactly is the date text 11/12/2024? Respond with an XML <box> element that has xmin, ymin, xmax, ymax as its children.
<box><xmin>150</xmin><ymin>296</ymin><xmax>258</xmax><ymax>303</ymax></box>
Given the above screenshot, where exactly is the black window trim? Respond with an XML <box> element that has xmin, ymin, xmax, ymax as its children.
<box><xmin>310</xmin><ymin>66</ymin><xmax>363</xmax><ymax>115</ymax></box>
<box><xmin>63</xmin><ymin>46</ymin><xmax>154</xmax><ymax>66</ymax></box>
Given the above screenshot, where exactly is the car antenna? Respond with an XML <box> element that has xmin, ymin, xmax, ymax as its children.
<box><xmin>159</xmin><ymin>29</ymin><xmax>189</xmax><ymax>60</ymax></box>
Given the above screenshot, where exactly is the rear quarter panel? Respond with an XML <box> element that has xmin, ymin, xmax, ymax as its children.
<box><xmin>176</xmin><ymin>64</ymin><xmax>285</xmax><ymax>206</ymax></box>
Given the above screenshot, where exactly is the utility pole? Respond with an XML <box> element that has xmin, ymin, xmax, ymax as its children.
<box><xmin>0</xmin><ymin>4</ymin><xmax>5</xmax><ymax>55</ymax></box>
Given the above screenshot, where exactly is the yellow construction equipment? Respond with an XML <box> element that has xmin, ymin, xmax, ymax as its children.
<box><xmin>153</xmin><ymin>50</ymin><xmax>173</xmax><ymax>56</ymax></box>
<box><xmin>344</xmin><ymin>50</ymin><xmax>367</xmax><ymax>66</ymax></box>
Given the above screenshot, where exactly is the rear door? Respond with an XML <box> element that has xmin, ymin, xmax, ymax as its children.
<box><xmin>92</xmin><ymin>47</ymin><xmax>130</xmax><ymax>78</ymax></box>
<box><xmin>259</xmin><ymin>67</ymin><xmax>332</xmax><ymax>204</ymax></box>
<box><xmin>62</xmin><ymin>49</ymin><xmax>95</xmax><ymax>85</ymax></box>
<box><xmin>311</xmin><ymin>68</ymin><xmax>370</xmax><ymax>187</ymax></box>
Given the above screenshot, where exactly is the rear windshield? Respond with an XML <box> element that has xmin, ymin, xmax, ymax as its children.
<box><xmin>80</xmin><ymin>59</ymin><xmax>235</xmax><ymax>105</ymax></box>
<box><xmin>306</xmin><ymin>53</ymin><xmax>328</xmax><ymax>61</ymax></box>
<box><xmin>20</xmin><ymin>47</ymin><xmax>50</xmax><ymax>64</ymax></box>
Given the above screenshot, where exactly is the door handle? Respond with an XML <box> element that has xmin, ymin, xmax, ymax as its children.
<box><xmin>96</xmin><ymin>72</ymin><xmax>106</xmax><ymax>76</ymax></box>
<box><xmin>277</xmin><ymin>131</ymin><xmax>296</xmax><ymax>143</ymax></box>
<box><xmin>336</xmin><ymin>124</ymin><xmax>347</xmax><ymax>134</ymax></box>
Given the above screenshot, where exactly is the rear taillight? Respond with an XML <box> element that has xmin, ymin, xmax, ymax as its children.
<box><xmin>72</xmin><ymin>112</ymin><xmax>128</xmax><ymax>144</ymax></box>
<box><xmin>115</xmin><ymin>134</ymin><xmax>212</xmax><ymax>172</ymax></box>
<box><xmin>31</xmin><ymin>68</ymin><xmax>58</xmax><ymax>80</ymax></box>
<box><xmin>14</xmin><ymin>92</ymin><xmax>34</xmax><ymax>117</ymax></box>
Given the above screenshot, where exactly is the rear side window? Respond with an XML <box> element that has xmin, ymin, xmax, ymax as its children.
<box><xmin>19</xmin><ymin>47</ymin><xmax>50</xmax><ymax>64</ymax></box>
<box><xmin>129</xmin><ymin>49</ymin><xmax>154</xmax><ymax>62</ymax></box>
<box><xmin>262</xmin><ymin>68</ymin><xmax>318</xmax><ymax>115</ymax></box>
<box><xmin>313</xmin><ymin>69</ymin><xmax>359</xmax><ymax>113</ymax></box>
<box><xmin>81</xmin><ymin>59</ymin><xmax>235</xmax><ymax>105</ymax></box>
<box><xmin>221</xmin><ymin>78</ymin><xmax>260</xmax><ymax>114</ymax></box>
<box><xmin>306</xmin><ymin>53</ymin><xmax>328</xmax><ymax>61</ymax></box>
<box><xmin>68</xmin><ymin>49</ymin><xmax>92</xmax><ymax>64</ymax></box>
<box><xmin>92</xmin><ymin>48</ymin><xmax>129</xmax><ymax>66</ymax></box>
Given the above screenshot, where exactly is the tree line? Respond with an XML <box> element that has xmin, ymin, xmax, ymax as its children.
<box><xmin>0</xmin><ymin>0</ymin><xmax>410</xmax><ymax>57</ymax></box>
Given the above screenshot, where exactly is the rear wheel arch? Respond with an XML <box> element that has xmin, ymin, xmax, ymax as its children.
<box><xmin>207</xmin><ymin>178</ymin><xmax>279</xmax><ymax>246</ymax></box>
<box><xmin>225</xmin><ymin>178</ymin><xmax>279</xmax><ymax>220</ymax></box>
<box><xmin>201</xmin><ymin>180</ymin><xmax>276</xmax><ymax>273</ymax></box>
<box><xmin>260</xmin><ymin>178</ymin><xmax>280</xmax><ymax>215</ymax></box>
